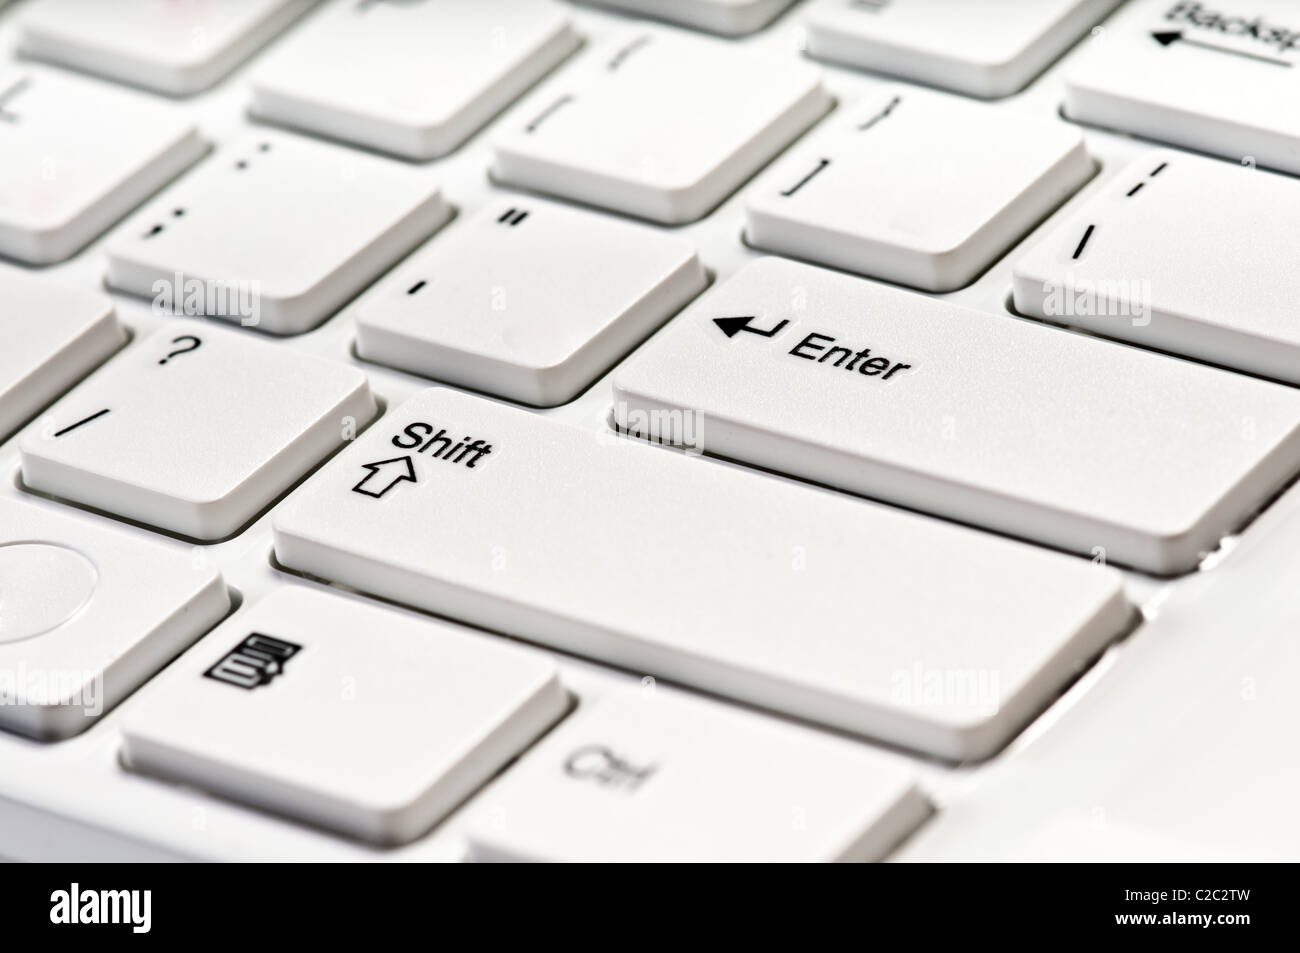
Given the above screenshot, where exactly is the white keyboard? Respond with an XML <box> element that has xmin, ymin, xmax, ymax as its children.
<box><xmin>2</xmin><ymin>0</ymin><xmax>1299</xmax><ymax>863</ymax></box>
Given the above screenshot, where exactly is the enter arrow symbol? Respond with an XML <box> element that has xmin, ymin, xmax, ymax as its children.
<box><xmin>352</xmin><ymin>455</ymin><xmax>417</xmax><ymax>499</ymax></box>
<box><xmin>712</xmin><ymin>315</ymin><xmax>790</xmax><ymax>339</ymax></box>
<box><xmin>1151</xmin><ymin>30</ymin><xmax>1292</xmax><ymax>67</ymax></box>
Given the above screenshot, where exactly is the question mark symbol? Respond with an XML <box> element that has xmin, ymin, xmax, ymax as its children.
<box><xmin>158</xmin><ymin>335</ymin><xmax>202</xmax><ymax>365</ymax></box>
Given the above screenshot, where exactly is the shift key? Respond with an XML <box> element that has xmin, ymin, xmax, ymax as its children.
<box><xmin>612</xmin><ymin>258</ymin><xmax>1300</xmax><ymax>575</ymax></box>
<box><xmin>273</xmin><ymin>386</ymin><xmax>1132</xmax><ymax>761</ymax></box>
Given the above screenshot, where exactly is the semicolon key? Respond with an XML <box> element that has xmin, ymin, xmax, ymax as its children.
<box><xmin>105</xmin><ymin>132</ymin><xmax>451</xmax><ymax>335</ymax></box>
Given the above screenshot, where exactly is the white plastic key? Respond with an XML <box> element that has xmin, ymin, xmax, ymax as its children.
<box><xmin>272</xmin><ymin>386</ymin><xmax>1132</xmax><ymax>761</ymax></box>
<box><xmin>105</xmin><ymin>133</ymin><xmax>450</xmax><ymax>335</ymax></box>
<box><xmin>252</xmin><ymin>0</ymin><xmax>579</xmax><ymax>160</ymax></box>
<box><xmin>0</xmin><ymin>265</ymin><xmax>125</xmax><ymax>441</ymax></box>
<box><xmin>355</xmin><ymin>199</ymin><xmax>707</xmax><ymax>406</ymax></box>
<box><xmin>466</xmin><ymin>689</ymin><xmax>929</xmax><ymax>862</ymax></box>
<box><xmin>492</xmin><ymin>29</ymin><xmax>830</xmax><ymax>224</ymax></box>
<box><xmin>745</xmin><ymin>88</ymin><xmax>1093</xmax><ymax>292</ymax></box>
<box><xmin>1014</xmin><ymin>151</ymin><xmax>1300</xmax><ymax>385</ymax></box>
<box><xmin>0</xmin><ymin>498</ymin><xmax>228</xmax><ymax>740</ymax></box>
<box><xmin>1064</xmin><ymin>0</ymin><xmax>1300</xmax><ymax>175</ymax></box>
<box><xmin>18</xmin><ymin>0</ymin><xmax>314</xmax><ymax>96</ymax></box>
<box><xmin>577</xmin><ymin>0</ymin><xmax>796</xmax><ymax>36</ymax></box>
<box><xmin>0</xmin><ymin>69</ymin><xmax>205</xmax><ymax>265</ymax></box>
<box><xmin>805</xmin><ymin>0</ymin><xmax>1124</xmax><ymax>98</ymax></box>
<box><xmin>20</xmin><ymin>324</ymin><xmax>377</xmax><ymax>539</ymax></box>
<box><xmin>121</xmin><ymin>588</ymin><xmax>567</xmax><ymax>845</ymax></box>
<box><xmin>613</xmin><ymin>258</ymin><xmax>1300</xmax><ymax>575</ymax></box>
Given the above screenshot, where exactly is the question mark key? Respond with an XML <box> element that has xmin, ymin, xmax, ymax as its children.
<box><xmin>18</xmin><ymin>324</ymin><xmax>378</xmax><ymax>539</ymax></box>
<box><xmin>158</xmin><ymin>334</ymin><xmax>203</xmax><ymax>365</ymax></box>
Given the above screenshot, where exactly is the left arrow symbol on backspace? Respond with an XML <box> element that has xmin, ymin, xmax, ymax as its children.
<box><xmin>352</xmin><ymin>456</ymin><xmax>417</xmax><ymax>499</ymax></box>
<box><xmin>712</xmin><ymin>315</ymin><xmax>790</xmax><ymax>339</ymax></box>
<box><xmin>1151</xmin><ymin>30</ymin><xmax>1293</xmax><ymax>67</ymax></box>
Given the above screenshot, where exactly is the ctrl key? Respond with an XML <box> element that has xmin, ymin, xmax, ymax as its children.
<box><xmin>465</xmin><ymin>690</ymin><xmax>930</xmax><ymax>863</ymax></box>
<box><xmin>121</xmin><ymin>588</ymin><xmax>569</xmax><ymax>847</ymax></box>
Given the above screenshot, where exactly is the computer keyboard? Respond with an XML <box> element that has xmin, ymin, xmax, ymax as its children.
<box><xmin>1</xmin><ymin>0</ymin><xmax>1298</xmax><ymax>863</ymax></box>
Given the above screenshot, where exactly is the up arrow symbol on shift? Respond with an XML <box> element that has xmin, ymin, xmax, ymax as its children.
<box><xmin>352</xmin><ymin>456</ymin><xmax>418</xmax><ymax>499</ymax></box>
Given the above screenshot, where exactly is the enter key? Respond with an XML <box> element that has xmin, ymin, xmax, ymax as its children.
<box><xmin>612</xmin><ymin>257</ymin><xmax>1300</xmax><ymax>575</ymax></box>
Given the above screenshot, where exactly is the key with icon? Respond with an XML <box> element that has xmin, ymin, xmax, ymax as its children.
<box><xmin>122</xmin><ymin>588</ymin><xmax>567</xmax><ymax>845</ymax></box>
